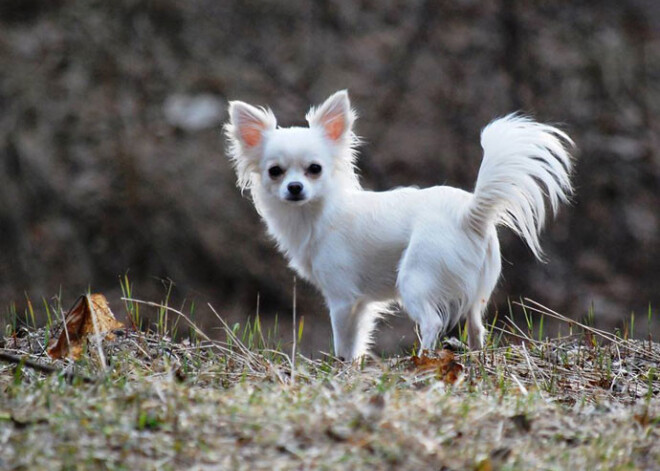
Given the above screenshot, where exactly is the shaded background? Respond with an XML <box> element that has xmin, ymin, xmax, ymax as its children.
<box><xmin>1</xmin><ymin>0</ymin><xmax>659</xmax><ymax>354</ymax></box>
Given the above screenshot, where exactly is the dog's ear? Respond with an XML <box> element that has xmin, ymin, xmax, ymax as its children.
<box><xmin>307</xmin><ymin>90</ymin><xmax>355</xmax><ymax>142</ymax></box>
<box><xmin>224</xmin><ymin>101</ymin><xmax>276</xmax><ymax>190</ymax></box>
<box><xmin>227</xmin><ymin>101</ymin><xmax>277</xmax><ymax>150</ymax></box>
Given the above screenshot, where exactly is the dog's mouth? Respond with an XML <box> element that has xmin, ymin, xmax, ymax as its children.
<box><xmin>285</xmin><ymin>195</ymin><xmax>306</xmax><ymax>202</ymax></box>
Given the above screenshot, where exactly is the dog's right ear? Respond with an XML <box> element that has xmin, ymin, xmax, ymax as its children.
<box><xmin>224</xmin><ymin>101</ymin><xmax>277</xmax><ymax>190</ymax></box>
<box><xmin>227</xmin><ymin>101</ymin><xmax>277</xmax><ymax>150</ymax></box>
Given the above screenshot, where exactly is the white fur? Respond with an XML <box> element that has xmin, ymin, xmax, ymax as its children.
<box><xmin>224</xmin><ymin>90</ymin><xmax>574</xmax><ymax>360</ymax></box>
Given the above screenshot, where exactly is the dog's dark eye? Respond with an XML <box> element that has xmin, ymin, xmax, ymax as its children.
<box><xmin>308</xmin><ymin>164</ymin><xmax>322</xmax><ymax>175</ymax></box>
<box><xmin>268</xmin><ymin>166</ymin><xmax>284</xmax><ymax>178</ymax></box>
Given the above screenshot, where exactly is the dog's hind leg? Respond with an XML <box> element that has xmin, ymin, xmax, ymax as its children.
<box><xmin>404</xmin><ymin>298</ymin><xmax>445</xmax><ymax>352</ymax></box>
<box><xmin>467</xmin><ymin>235</ymin><xmax>501</xmax><ymax>350</ymax></box>
<box><xmin>466</xmin><ymin>304</ymin><xmax>486</xmax><ymax>350</ymax></box>
<box><xmin>397</xmin><ymin>248</ymin><xmax>451</xmax><ymax>353</ymax></box>
<box><xmin>416</xmin><ymin>305</ymin><xmax>445</xmax><ymax>352</ymax></box>
<box><xmin>398</xmin><ymin>277</ymin><xmax>447</xmax><ymax>353</ymax></box>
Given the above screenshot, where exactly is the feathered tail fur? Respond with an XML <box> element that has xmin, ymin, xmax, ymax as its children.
<box><xmin>466</xmin><ymin>114</ymin><xmax>574</xmax><ymax>260</ymax></box>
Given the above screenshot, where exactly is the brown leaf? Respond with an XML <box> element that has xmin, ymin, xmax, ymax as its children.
<box><xmin>474</xmin><ymin>457</ymin><xmax>493</xmax><ymax>471</ymax></box>
<box><xmin>411</xmin><ymin>349</ymin><xmax>463</xmax><ymax>384</ymax></box>
<box><xmin>47</xmin><ymin>294</ymin><xmax>124</xmax><ymax>360</ymax></box>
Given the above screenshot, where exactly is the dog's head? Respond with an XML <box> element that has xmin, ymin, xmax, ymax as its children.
<box><xmin>224</xmin><ymin>90</ymin><xmax>359</xmax><ymax>205</ymax></box>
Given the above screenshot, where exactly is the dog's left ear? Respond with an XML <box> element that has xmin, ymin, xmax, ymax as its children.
<box><xmin>307</xmin><ymin>90</ymin><xmax>355</xmax><ymax>143</ymax></box>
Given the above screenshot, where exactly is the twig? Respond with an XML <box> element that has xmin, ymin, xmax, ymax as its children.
<box><xmin>504</xmin><ymin>315</ymin><xmax>535</xmax><ymax>342</ymax></box>
<box><xmin>0</xmin><ymin>351</ymin><xmax>95</xmax><ymax>384</ymax></box>
<box><xmin>510</xmin><ymin>373</ymin><xmax>528</xmax><ymax>396</ymax></box>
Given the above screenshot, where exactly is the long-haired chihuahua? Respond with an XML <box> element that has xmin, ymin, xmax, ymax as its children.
<box><xmin>224</xmin><ymin>90</ymin><xmax>573</xmax><ymax>360</ymax></box>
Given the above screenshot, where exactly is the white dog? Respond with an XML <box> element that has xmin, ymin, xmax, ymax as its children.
<box><xmin>224</xmin><ymin>90</ymin><xmax>573</xmax><ymax>360</ymax></box>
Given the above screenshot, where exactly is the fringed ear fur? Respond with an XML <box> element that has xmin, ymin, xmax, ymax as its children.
<box><xmin>224</xmin><ymin>101</ymin><xmax>277</xmax><ymax>190</ymax></box>
<box><xmin>306</xmin><ymin>90</ymin><xmax>355</xmax><ymax>143</ymax></box>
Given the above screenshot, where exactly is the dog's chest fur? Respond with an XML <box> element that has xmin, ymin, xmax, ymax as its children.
<box><xmin>254</xmin><ymin>191</ymin><xmax>324</xmax><ymax>282</ymax></box>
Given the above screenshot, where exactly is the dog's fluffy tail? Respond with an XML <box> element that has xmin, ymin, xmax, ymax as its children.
<box><xmin>466</xmin><ymin>114</ymin><xmax>574</xmax><ymax>260</ymax></box>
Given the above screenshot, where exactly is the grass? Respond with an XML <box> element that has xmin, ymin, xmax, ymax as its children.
<box><xmin>1</xmin><ymin>294</ymin><xmax>659</xmax><ymax>470</ymax></box>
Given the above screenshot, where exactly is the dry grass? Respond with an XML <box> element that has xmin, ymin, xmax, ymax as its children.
<box><xmin>1</xmin><ymin>298</ymin><xmax>659</xmax><ymax>470</ymax></box>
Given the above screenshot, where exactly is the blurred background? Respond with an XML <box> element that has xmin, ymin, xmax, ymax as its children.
<box><xmin>0</xmin><ymin>0</ymin><xmax>658</xmax><ymax>355</ymax></box>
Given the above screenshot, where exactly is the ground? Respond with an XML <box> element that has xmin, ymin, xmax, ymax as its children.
<box><xmin>1</xmin><ymin>298</ymin><xmax>659</xmax><ymax>470</ymax></box>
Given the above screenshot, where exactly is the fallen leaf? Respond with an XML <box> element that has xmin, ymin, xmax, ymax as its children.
<box><xmin>474</xmin><ymin>457</ymin><xmax>493</xmax><ymax>471</ymax></box>
<box><xmin>411</xmin><ymin>349</ymin><xmax>463</xmax><ymax>384</ymax></box>
<box><xmin>48</xmin><ymin>294</ymin><xmax>124</xmax><ymax>360</ymax></box>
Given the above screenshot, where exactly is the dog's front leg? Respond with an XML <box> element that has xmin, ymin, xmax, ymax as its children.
<box><xmin>328</xmin><ymin>300</ymin><xmax>364</xmax><ymax>361</ymax></box>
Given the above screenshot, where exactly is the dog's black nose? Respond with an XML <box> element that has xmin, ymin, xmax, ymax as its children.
<box><xmin>287</xmin><ymin>182</ymin><xmax>303</xmax><ymax>195</ymax></box>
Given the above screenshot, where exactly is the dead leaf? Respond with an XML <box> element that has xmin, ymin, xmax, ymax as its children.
<box><xmin>48</xmin><ymin>294</ymin><xmax>124</xmax><ymax>360</ymax></box>
<box><xmin>411</xmin><ymin>349</ymin><xmax>463</xmax><ymax>384</ymax></box>
<box><xmin>474</xmin><ymin>457</ymin><xmax>493</xmax><ymax>471</ymax></box>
